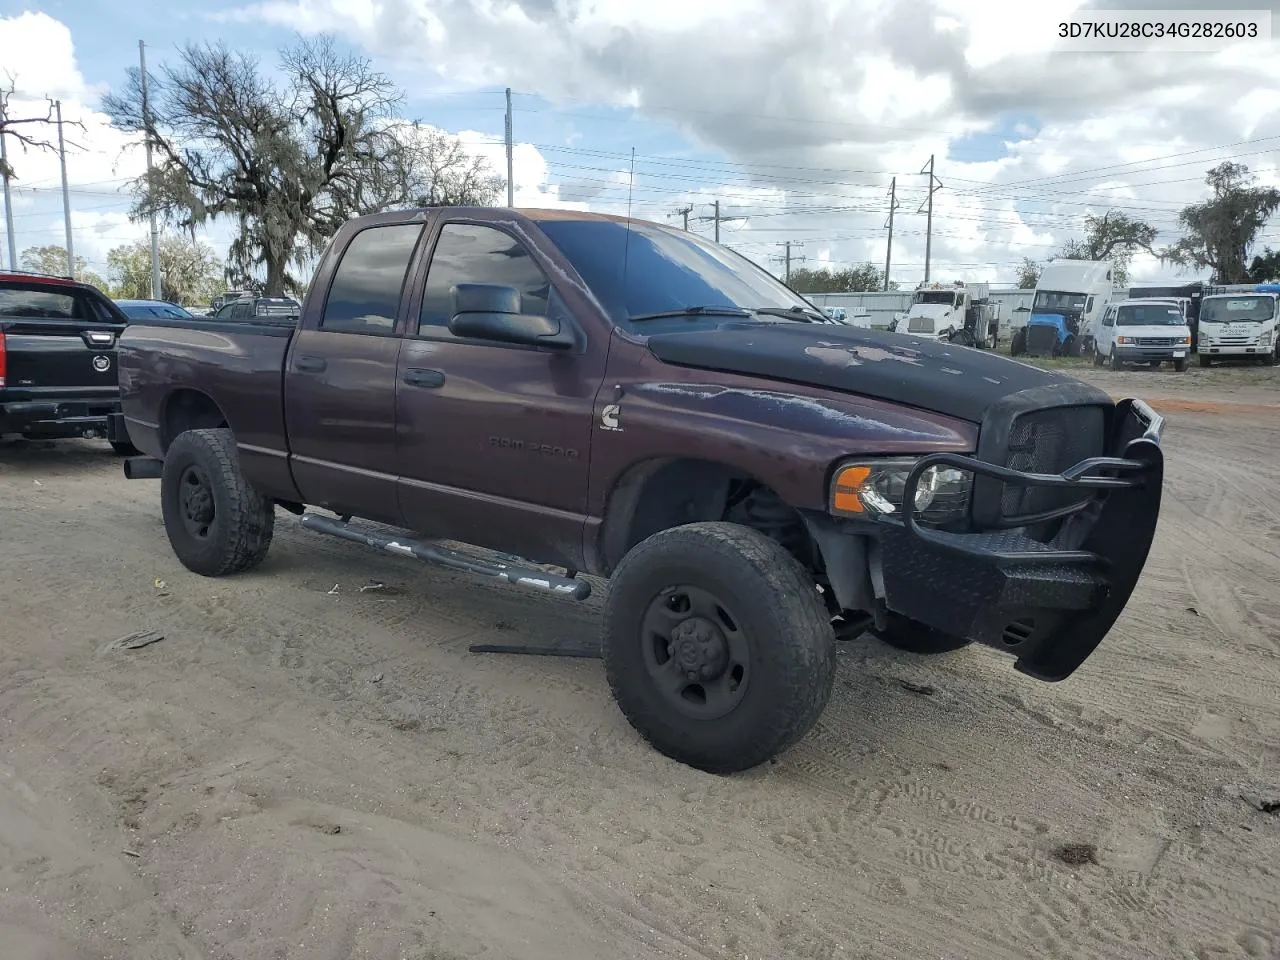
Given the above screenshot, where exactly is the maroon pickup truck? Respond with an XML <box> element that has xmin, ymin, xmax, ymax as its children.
<box><xmin>114</xmin><ymin>207</ymin><xmax>1166</xmax><ymax>773</ymax></box>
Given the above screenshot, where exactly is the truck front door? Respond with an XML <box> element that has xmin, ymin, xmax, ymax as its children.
<box><xmin>394</xmin><ymin>218</ymin><xmax>605</xmax><ymax>570</ymax></box>
<box><xmin>283</xmin><ymin>219</ymin><xmax>427</xmax><ymax>525</ymax></box>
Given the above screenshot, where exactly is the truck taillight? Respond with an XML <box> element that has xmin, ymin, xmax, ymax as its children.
<box><xmin>0</xmin><ymin>331</ymin><xmax>6</xmax><ymax>388</ymax></box>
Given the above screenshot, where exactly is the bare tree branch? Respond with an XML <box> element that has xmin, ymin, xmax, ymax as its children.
<box><xmin>102</xmin><ymin>35</ymin><xmax>503</xmax><ymax>295</ymax></box>
<box><xmin>0</xmin><ymin>75</ymin><xmax>90</xmax><ymax>176</ymax></box>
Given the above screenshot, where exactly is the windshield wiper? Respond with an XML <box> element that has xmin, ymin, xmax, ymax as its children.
<box><xmin>629</xmin><ymin>305</ymin><xmax>754</xmax><ymax>323</ymax></box>
<box><xmin>753</xmin><ymin>306</ymin><xmax>829</xmax><ymax>323</ymax></box>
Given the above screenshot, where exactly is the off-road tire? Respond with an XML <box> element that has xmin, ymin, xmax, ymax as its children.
<box><xmin>871</xmin><ymin>612</ymin><xmax>974</xmax><ymax>654</ymax></box>
<box><xmin>1173</xmin><ymin>357</ymin><xmax>1187</xmax><ymax>372</ymax></box>
<box><xmin>1198</xmin><ymin>353</ymin><xmax>1211</xmax><ymax>367</ymax></box>
<box><xmin>109</xmin><ymin>439</ymin><xmax>141</xmax><ymax>456</ymax></box>
<box><xmin>602</xmin><ymin>521</ymin><xmax>836</xmax><ymax>774</ymax></box>
<box><xmin>160</xmin><ymin>427</ymin><xmax>274</xmax><ymax>577</ymax></box>
<box><xmin>1010</xmin><ymin>327</ymin><xmax>1027</xmax><ymax>357</ymax></box>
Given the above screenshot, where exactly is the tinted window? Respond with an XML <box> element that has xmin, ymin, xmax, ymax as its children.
<box><xmin>419</xmin><ymin>223</ymin><xmax>550</xmax><ymax>334</ymax></box>
<box><xmin>536</xmin><ymin>219</ymin><xmax>814</xmax><ymax>329</ymax></box>
<box><xmin>0</xmin><ymin>287</ymin><xmax>79</xmax><ymax>318</ymax></box>
<box><xmin>322</xmin><ymin>223</ymin><xmax>423</xmax><ymax>334</ymax></box>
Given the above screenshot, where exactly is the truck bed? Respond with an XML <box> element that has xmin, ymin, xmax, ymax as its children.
<box><xmin>116</xmin><ymin>315</ymin><xmax>300</xmax><ymax>499</ymax></box>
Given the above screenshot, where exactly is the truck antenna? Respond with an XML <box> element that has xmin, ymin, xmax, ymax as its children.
<box><xmin>622</xmin><ymin>147</ymin><xmax>635</xmax><ymax>294</ymax></box>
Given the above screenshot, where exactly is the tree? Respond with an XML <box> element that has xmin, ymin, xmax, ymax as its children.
<box><xmin>19</xmin><ymin>244</ymin><xmax>106</xmax><ymax>289</ymax></box>
<box><xmin>1053</xmin><ymin>208</ymin><xmax>1156</xmax><ymax>288</ymax></box>
<box><xmin>1248</xmin><ymin>247</ymin><xmax>1280</xmax><ymax>283</ymax></box>
<box><xmin>103</xmin><ymin>37</ymin><xmax>502</xmax><ymax>296</ymax></box>
<box><xmin>789</xmin><ymin>263</ymin><xmax>887</xmax><ymax>293</ymax></box>
<box><xmin>412</xmin><ymin>128</ymin><xmax>503</xmax><ymax>207</ymax></box>
<box><xmin>1162</xmin><ymin>163</ymin><xmax>1280</xmax><ymax>283</ymax></box>
<box><xmin>1015</xmin><ymin>257</ymin><xmax>1042</xmax><ymax>289</ymax></box>
<box><xmin>107</xmin><ymin>235</ymin><xmax>224</xmax><ymax>304</ymax></box>
<box><xmin>0</xmin><ymin>75</ymin><xmax>85</xmax><ymax>181</ymax></box>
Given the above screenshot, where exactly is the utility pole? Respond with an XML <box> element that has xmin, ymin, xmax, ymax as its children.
<box><xmin>672</xmin><ymin>204</ymin><xmax>693</xmax><ymax>231</ymax></box>
<box><xmin>55</xmin><ymin>100</ymin><xmax>75</xmax><ymax>279</ymax></box>
<box><xmin>694</xmin><ymin>200</ymin><xmax>746</xmax><ymax>244</ymax></box>
<box><xmin>504</xmin><ymin>87</ymin><xmax>514</xmax><ymax>208</ymax></box>
<box><xmin>772</xmin><ymin>241</ymin><xmax>805</xmax><ymax>284</ymax></box>
<box><xmin>140</xmin><ymin>41</ymin><xmax>161</xmax><ymax>299</ymax></box>
<box><xmin>0</xmin><ymin>97</ymin><xmax>16</xmax><ymax>270</ymax></box>
<box><xmin>883</xmin><ymin>176</ymin><xmax>900</xmax><ymax>291</ymax></box>
<box><xmin>918</xmin><ymin>155</ymin><xmax>943</xmax><ymax>283</ymax></box>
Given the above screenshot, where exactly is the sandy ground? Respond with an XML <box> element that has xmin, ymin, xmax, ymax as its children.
<box><xmin>2</xmin><ymin>366</ymin><xmax>1279</xmax><ymax>960</ymax></box>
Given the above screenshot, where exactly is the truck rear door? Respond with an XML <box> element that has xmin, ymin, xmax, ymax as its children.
<box><xmin>0</xmin><ymin>280</ymin><xmax>125</xmax><ymax>403</ymax></box>
<box><xmin>283</xmin><ymin>218</ymin><xmax>427</xmax><ymax>526</ymax></box>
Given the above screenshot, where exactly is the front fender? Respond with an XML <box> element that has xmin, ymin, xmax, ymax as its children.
<box><xmin>586</xmin><ymin>378</ymin><xmax>978</xmax><ymax>518</ymax></box>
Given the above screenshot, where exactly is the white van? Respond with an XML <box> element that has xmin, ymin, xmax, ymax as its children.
<box><xmin>1197</xmin><ymin>290</ymin><xmax>1279</xmax><ymax>366</ymax></box>
<box><xmin>1092</xmin><ymin>299</ymin><xmax>1193</xmax><ymax>371</ymax></box>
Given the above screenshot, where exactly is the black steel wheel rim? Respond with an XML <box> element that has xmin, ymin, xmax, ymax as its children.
<box><xmin>640</xmin><ymin>584</ymin><xmax>751</xmax><ymax>720</ymax></box>
<box><xmin>178</xmin><ymin>464</ymin><xmax>216</xmax><ymax>540</ymax></box>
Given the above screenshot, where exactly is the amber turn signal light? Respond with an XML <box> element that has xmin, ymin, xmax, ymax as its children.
<box><xmin>831</xmin><ymin>464</ymin><xmax>871</xmax><ymax>514</ymax></box>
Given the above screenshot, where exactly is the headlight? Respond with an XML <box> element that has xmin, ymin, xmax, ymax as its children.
<box><xmin>830</xmin><ymin>458</ymin><xmax>973</xmax><ymax>527</ymax></box>
<box><xmin>1260</xmin><ymin>332</ymin><xmax>1272</xmax><ymax>347</ymax></box>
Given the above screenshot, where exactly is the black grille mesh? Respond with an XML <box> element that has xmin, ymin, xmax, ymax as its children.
<box><xmin>1026</xmin><ymin>325</ymin><xmax>1059</xmax><ymax>354</ymax></box>
<box><xmin>999</xmin><ymin>406</ymin><xmax>1106</xmax><ymax>518</ymax></box>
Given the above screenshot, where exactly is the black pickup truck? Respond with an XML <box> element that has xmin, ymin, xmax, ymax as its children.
<box><xmin>0</xmin><ymin>271</ymin><xmax>136</xmax><ymax>453</ymax></box>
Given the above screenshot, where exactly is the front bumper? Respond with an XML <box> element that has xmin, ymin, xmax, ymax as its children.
<box><xmin>1200</xmin><ymin>342</ymin><xmax>1270</xmax><ymax>356</ymax></box>
<box><xmin>1115</xmin><ymin>344</ymin><xmax>1187</xmax><ymax>362</ymax></box>
<box><xmin>0</xmin><ymin>397</ymin><xmax>121</xmax><ymax>439</ymax></box>
<box><xmin>869</xmin><ymin>398</ymin><xmax>1163</xmax><ymax>681</ymax></box>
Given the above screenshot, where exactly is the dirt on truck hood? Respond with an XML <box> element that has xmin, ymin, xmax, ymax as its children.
<box><xmin>645</xmin><ymin>321</ymin><xmax>1109</xmax><ymax>424</ymax></box>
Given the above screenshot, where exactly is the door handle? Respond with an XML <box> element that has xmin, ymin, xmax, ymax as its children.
<box><xmin>294</xmin><ymin>355</ymin><xmax>327</xmax><ymax>373</ymax></box>
<box><xmin>403</xmin><ymin>368</ymin><xmax>445</xmax><ymax>388</ymax></box>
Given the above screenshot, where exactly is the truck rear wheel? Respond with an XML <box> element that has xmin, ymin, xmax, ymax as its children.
<box><xmin>160</xmin><ymin>427</ymin><xmax>274</xmax><ymax>577</ymax></box>
<box><xmin>602</xmin><ymin>522</ymin><xmax>836</xmax><ymax>774</ymax></box>
<box><xmin>872</xmin><ymin>612</ymin><xmax>973</xmax><ymax>654</ymax></box>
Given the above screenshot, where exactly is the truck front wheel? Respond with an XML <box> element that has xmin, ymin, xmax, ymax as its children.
<box><xmin>160</xmin><ymin>427</ymin><xmax>275</xmax><ymax>577</ymax></box>
<box><xmin>602</xmin><ymin>522</ymin><xmax>836</xmax><ymax>774</ymax></box>
<box><xmin>871</xmin><ymin>612</ymin><xmax>973</xmax><ymax>654</ymax></box>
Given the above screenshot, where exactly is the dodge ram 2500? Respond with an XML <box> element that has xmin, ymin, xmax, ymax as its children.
<box><xmin>114</xmin><ymin>207</ymin><xmax>1166</xmax><ymax>774</ymax></box>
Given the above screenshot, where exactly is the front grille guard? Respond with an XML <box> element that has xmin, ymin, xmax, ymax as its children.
<box><xmin>896</xmin><ymin>398</ymin><xmax>1165</xmax><ymax>562</ymax></box>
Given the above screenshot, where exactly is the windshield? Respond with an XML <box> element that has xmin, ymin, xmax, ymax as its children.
<box><xmin>906</xmin><ymin>316</ymin><xmax>935</xmax><ymax>333</ymax></box>
<box><xmin>1033</xmin><ymin>290</ymin><xmax>1087</xmax><ymax>314</ymax></box>
<box><xmin>535</xmin><ymin>219</ymin><xmax>819</xmax><ymax>330</ymax></box>
<box><xmin>914</xmin><ymin>290</ymin><xmax>958</xmax><ymax>306</ymax></box>
<box><xmin>1116</xmin><ymin>304</ymin><xmax>1185</xmax><ymax>326</ymax></box>
<box><xmin>1200</xmin><ymin>296</ymin><xmax>1276</xmax><ymax>323</ymax></box>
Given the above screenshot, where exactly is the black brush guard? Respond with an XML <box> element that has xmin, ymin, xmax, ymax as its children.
<box><xmin>872</xmin><ymin>398</ymin><xmax>1164</xmax><ymax>681</ymax></box>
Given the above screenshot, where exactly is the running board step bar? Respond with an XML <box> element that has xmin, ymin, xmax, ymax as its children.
<box><xmin>298</xmin><ymin>513</ymin><xmax>592</xmax><ymax>601</ymax></box>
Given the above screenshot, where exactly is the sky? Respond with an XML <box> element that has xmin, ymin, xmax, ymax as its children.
<box><xmin>1</xmin><ymin>0</ymin><xmax>1279</xmax><ymax>294</ymax></box>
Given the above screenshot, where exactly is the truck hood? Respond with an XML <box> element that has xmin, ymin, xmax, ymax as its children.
<box><xmin>907</xmin><ymin>303</ymin><xmax>954</xmax><ymax>320</ymax></box>
<box><xmin>645</xmin><ymin>322</ymin><xmax>1108</xmax><ymax>425</ymax></box>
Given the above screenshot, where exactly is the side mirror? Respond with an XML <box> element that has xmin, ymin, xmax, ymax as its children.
<box><xmin>448</xmin><ymin>283</ymin><xmax>574</xmax><ymax>349</ymax></box>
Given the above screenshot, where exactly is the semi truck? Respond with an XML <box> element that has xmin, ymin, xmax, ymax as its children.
<box><xmin>901</xmin><ymin>282</ymin><xmax>1000</xmax><ymax>349</ymax></box>
<box><xmin>1014</xmin><ymin>261</ymin><xmax>1115</xmax><ymax>358</ymax></box>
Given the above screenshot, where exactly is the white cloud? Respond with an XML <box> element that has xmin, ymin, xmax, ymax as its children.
<box><xmin>9</xmin><ymin>3</ymin><xmax>1280</xmax><ymax>290</ymax></box>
